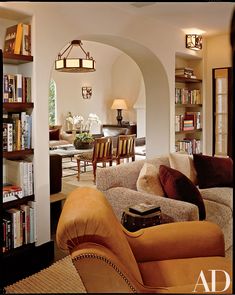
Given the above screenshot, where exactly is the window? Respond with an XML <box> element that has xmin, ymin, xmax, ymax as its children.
<box><xmin>212</xmin><ymin>67</ymin><xmax>232</xmax><ymax>158</ymax></box>
<box><xmin>48</xmin><ymin>79</ymin><xmax>56</xmax><ymax>125</ymax></box>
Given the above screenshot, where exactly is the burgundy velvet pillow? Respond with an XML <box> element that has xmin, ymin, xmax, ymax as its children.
<box><xmin>193</xmin><ymin>154</ymin><xmax>233</xmax><ymax>189</ymax></box>
<box><xmin>49</xmin><ymin>128</ymin><xmax>60</xmax><ymax>141</ymax></box>
<box><xmin>159</xmin><ymin>165</ymin><xmax>206</xmax><ymax>220</ymax></box>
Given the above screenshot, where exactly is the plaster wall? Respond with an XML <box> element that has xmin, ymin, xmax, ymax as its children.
<box><xmin>0</xmin><ymin>2</ymin><xmax>215</xmax><ymax>246</ymax></box>
<box><xmin>52</xmin><ymin>44</ymin><xmax>144</xmax><ymax>132</ymax></box>
<box><xmin>52</xmin><ymin>42</ymin><xmax>120</xmax><ymax>131</ymax></box>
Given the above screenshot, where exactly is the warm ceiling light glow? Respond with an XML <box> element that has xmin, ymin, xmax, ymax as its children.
<box><xmin>182</xmin><ymin>28</ymin><xmax>206</xmax><ymax>35</ymax></box>
<box><xmin>55</xmin><ymin>40</ymin><xmax>96</xmax><ymax>73</ymax></box>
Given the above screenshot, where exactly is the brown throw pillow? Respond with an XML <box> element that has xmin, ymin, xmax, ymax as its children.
<box><xmin>159</xmin><ymin>165</ymin><xmax>206</xmax><ymax>220</ymax></box>
<box><xmin>49</xmin><ymin>128</ymin><xmax>60</xmax><ymax>140</ymax></box>
<box><xmin>193</xmin><ymin>154</ymin><xmax>233</xmax><ymax>189</ymax></box>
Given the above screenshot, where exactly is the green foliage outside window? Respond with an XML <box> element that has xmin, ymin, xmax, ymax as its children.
<box><xmin>48</xmin><ymin>79</ymin><xmax>56</xmax><ymax>125</ymax></box>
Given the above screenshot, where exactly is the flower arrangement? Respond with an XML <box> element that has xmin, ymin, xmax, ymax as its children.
<box><xmin>74</xmin><ymin>132</ymin><xmax>94</xmax><ymax>149</ymax></box>
<box><xmin>66</xmin><ymin>112</ymin><xmax>101</xmax><ymax>132</ymax></box>
<box><xmin>75</xmin><ymin>132</ymin><xmax>94</xmax><ymax>143</ymax></box>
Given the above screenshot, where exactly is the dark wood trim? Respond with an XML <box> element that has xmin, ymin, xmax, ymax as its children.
<box><xmin>227</xmin><ymin>67</ymin><xmax>233</xmax><ymax>158</ymax></box>
<box><xmin>212</xmin><ymin>68</ymin><xmax>216</xmax><ymax>156</ymax></box>
<box><xmin>175</xmin><ymin>76</ymin><xmax>202</xmax><ymax>83</ymax></box>
<box><xmin>3</xmin><ymin>195</ymin><xmax>34</xmax><ymax>209</ymax></box>
<box><xmin>3</xmin><ymin>53</ymin><xmax>33</xmax><ymax>64</ymax></box>
<box><xmin>175</xmin><ymin>128</ymin><xmax>202</xmax><ymax>135</ymax></box>
<box><xmin>3</xmin><ymin>149</ymin><xmax>34</xmax><ymax>159</ymax></box>
<box><xmin>175</xmin><ymin>103</ymin><xmax>202</xmax><ymax>108</ymax></box>
<box><xmin>1</xmin><ymin>240</ymin><xmax>54</xmax><ymax>287</ymax></box>
<box><xmin>3</xmin><ymin>102</ymin><xmax>34</xmax><ymax>111</ymax></box>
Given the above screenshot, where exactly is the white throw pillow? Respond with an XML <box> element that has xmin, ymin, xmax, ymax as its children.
<box><xmin>169</xmin><ymin>152</ymin><xmax>198</xmax><ymax>185</ymax></box>
<box><xmin>136</xmin><ymin>162</ymin><xmax>165</xmax><ymax>196</ymax></box>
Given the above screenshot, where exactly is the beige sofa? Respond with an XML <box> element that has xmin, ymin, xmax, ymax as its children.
<box><xmin>96</xmin><ymin>154</ymin><xmax>233</xmax><ymax>256</ymax></box>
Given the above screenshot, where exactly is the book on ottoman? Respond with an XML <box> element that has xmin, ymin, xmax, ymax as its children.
<box><xmin>129</xmin><ymin>202</ymin><xmax>161</xmax><ymax>216</ymax></box>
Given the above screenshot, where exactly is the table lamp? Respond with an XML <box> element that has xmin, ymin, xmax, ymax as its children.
<box><xmin>111</xmin><ymin>99</ymin><xmax>128</xmax><ymax>126</ymax></box>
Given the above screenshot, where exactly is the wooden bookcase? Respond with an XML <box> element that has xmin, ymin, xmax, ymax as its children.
<box><xmin>175</xmin><ymin>56</ymin><xmax>203</xmax><ymax>154</ymax></box>
<box><xmin>2</xmin><ymin>53</ymin><xmax>36</xmax><ymax>249</ymax></box>
<box><xmin>0</xmin><ymin>11</ymin><xmax>53</xmax><ymax>291</ymax></box>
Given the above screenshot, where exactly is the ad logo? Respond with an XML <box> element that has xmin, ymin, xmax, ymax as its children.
<box><xmin>193</xmin><ymin>270</ymin><xmax>231</xmax><ymax>293</ymax></box>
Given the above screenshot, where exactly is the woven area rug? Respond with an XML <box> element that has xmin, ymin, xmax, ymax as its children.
<box><xmin>5</xmin><ymin>256</ymin><xmax>86</xmax><ymax>294</ymax></box>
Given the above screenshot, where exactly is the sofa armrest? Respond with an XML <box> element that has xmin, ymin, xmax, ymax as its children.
<box><xmin>104</xmin><ymin>187</ymin><xmax>199</xmax><ymax>222</ymax></box>
<box><xmin>96</xmin><ymin>160</ymin><xmax>146</xmax><ymax>191</ymax></box>
<box><xmin>96</xmin><ymin>155</ymin><xmax>170</xmax><ymax>191</ymax></box>
<box><xmin>125</xmin><ymin>221</ymin><xmax>225</xmax><ymax>262</ymax></box>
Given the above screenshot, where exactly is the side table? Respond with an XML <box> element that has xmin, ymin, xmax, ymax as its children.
<box><xmin>121</xmin><ymin>207</ymin><xmax>161</xmax><ymax>232</ymax></box>
<box><xmin>121</xmin><ymin>207</ymin><xmax>174</xmax><ymax>232</ymax></box>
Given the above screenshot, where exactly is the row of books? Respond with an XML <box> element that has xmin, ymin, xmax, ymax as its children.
<box><xmin>2</xmin><ymin>201</ymin><xmax>36</xmax><ymax>252</ymax></box>
<box><xmin>175</xmin><ymin>67</ymin><xmax>196</xmax><ymax>79</ymax></box>
<box><xmin>3</xmin><ymin>74</ymin><xmax>32</xmax><ymax>103</ymax></box>
<box><xmin>4</xmin><ymin>159</ymin><xmax>34</xmax><ymax>197</ymax></box>
<box><xmin>3</xmin><ymin>184</ymin><xmax>23</xmax><ymax>203</ymax></box>
<box><xmin>175</xmin><ymin>88</ymin><xmax>201</xmax><ymax>104</ymax></box>
<box><xmin>3</xmin><ymin>111</ymin><xmax>32</xmax><ymax>152</ymax></box>
<box><xmin>175</xmin><ymin>112</ymin><xmax>201</xmax><ymax>132</ymax></box>
<box><xmin>175</xmin><ymin>139</ymin><xmax>201</xmax><ymax>155</ymax></box>
<box><xmin>4</xmin><ymin>23</ymin><xmax>31</xmax><ymax>56</ymax></box>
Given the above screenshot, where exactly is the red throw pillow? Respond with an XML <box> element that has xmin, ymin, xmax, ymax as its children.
<box><xmin>193</xmin><ymin>154</ymin><xmax>233</xmax><ymax>189</ymax></box>
<box><xmin>159</xmin><ymin>165</ymin><xmax>206</xmax><ymax>220</ymax></box>
<box><xmin>49</xmin><ymin>128</ymin><xmax>60</xmax><ymax>141</ymax></box>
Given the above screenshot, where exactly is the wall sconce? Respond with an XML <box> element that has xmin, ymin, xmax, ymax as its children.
<box><xmin>82</xmin><ymin>86</ymin><xmax>92</xmax><ymax>99</ymax></box>
<box><xmin>111</xmin><ymin>98</ymin><xmax>128</xmax><ymax>126</ymax></box>
<box><xmin>186</xmin><ymin>34</ymin><xmax>202</xmax><ymax>50</ymax></box>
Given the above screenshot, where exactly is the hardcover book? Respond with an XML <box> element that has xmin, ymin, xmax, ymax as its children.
<box><xmin>4</xmin><ymin>23</ymin><xmax>23</xmax><ymax>55</ymax></box>
<box><xmin>129</xmin><ymin>202</ymin><xmax>161</xmax><ymax>216</ymax></box>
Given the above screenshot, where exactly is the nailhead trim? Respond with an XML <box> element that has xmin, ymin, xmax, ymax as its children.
<box><xmin>73</xmin><ymin>253</ymin><xmax>137</xmax><ymax>292</ymax></box>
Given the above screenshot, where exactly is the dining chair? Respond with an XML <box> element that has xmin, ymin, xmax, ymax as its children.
<box><xmin>76</xmin><ymin>137</ymin><xmax>113</xmax><ymax>182</ymax></box>
<box><xmin>115</xmin><ymin>134</ymin><xmax>136</xmax><ymax>165</ymax></box>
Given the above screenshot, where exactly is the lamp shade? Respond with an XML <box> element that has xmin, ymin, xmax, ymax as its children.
<box><xmin>111</xmin><ymin>99</ymin><xmax>128</xmax><ymax>110</ymax></box>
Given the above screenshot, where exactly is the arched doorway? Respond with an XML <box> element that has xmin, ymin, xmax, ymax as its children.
<box><xmin>51</xmin><ymin>35</ymin><xmax>170</xmax><ymax>157</ymax></box>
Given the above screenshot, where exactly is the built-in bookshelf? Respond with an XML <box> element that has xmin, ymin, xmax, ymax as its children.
<box><xmin>175</xmin><ymin>56</ymin><xmax>203</xmax><ymax>155</ymax></box>
<box><xmin>1</xmin><ymin>17</ymin><xmax>37</xmax><ymax>288</ymax></box>
<box><xmin>2</xmin><ymin>51</ymin><xmax>36</xmax><ymax>255</ymax></box>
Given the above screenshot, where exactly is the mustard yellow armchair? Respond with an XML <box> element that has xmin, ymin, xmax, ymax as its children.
<box><xmin>56</xmin><ymin>187</ymin><xmax>232</xmax><ymax>294</ymax></box>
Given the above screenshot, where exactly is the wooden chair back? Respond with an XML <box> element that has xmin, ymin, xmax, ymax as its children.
<box><xmin>116</xmin><ymin>134</ymin><xmax>136</xmax><ymax>164</ymax></box>
<box><xmin>92</xmin><ymin>137</ymin><xmax>113</xmax><ymax>163</ymax></box>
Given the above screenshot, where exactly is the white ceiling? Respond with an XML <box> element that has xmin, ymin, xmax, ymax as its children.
<box><xmin>107</xmin><ymin>2</ymin><xmax>235</xmax><ymax>37</ymax></box>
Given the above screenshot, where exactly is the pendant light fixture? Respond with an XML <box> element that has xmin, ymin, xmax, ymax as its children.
<box><xmin>55</xmin><ymin>40</ymin><xmax>96</xmax><ymax>73</ymax></box>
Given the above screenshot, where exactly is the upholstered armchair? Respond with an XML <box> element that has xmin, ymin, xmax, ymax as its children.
<box><xmin>56</xmin><ymin>187</ymin><xmax>232</xmax><ymax>293</ymax></box>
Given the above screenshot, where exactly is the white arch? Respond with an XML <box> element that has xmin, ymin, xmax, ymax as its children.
<box><xmin>59</xmin><ymin>34</ymin><xmax>170</xmax><ymax>157</ymax></box>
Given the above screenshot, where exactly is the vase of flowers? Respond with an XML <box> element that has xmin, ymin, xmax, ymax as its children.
<box><xmin>74</xmin><ymin>132</ymin><xmax>95</xmax><ymax>149</ymax></box>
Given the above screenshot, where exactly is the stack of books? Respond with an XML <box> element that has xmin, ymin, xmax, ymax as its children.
<box><xmin>175</xmin><ymin>67</ymin><xmax>196</xmax><ymax>79</ymax></box>
<box><xmin>4</xmin><ymin>159</ymin><xmax>34</xmax><ymax>197</ymax></box>
<box><xmin>3</xmin><ymin>184</ymin><xmax>23</xmax><ymax>203</ymax></box>
<box><xmin>129</xmin><ymin>203</ymin><xmax>161</xmax><ymax>216</ymax></box>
